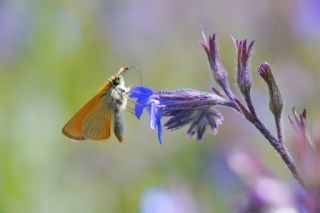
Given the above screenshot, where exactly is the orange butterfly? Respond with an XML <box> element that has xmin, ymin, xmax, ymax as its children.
<box><xmin>62</xmin><ymin>67</ymin><xmax>130</xmax><ymax>142</ymax></box>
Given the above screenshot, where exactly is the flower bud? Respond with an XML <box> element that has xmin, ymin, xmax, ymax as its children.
<box><xmin>258</xmin><ymin>63</ymin><xmax>283</xmax><ymax>118</ymax></box>
<box><xmin>201</xmin><ymin>30</ymin><xmax>234</xmax><ymax>99</ymax></box>
<box><xmin>233</xmin><ymin>38</ymin><xmax>254</xmax><ymax>96</ymax></box>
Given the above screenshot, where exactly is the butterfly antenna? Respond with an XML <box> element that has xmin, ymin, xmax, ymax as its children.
<box><xmin>125</xmin><ymin>66</ymin><xmax>143</xmax><ymax>86</ymax></box>
<box><xmin>117</xmin><ymin>67</ymin><xmax>129</xmax><ymax>76</ymax></box>
<box><xmin>137</xmin><ymin>67</ymin><xmax>143</xmax><ymax>86</ymax></box>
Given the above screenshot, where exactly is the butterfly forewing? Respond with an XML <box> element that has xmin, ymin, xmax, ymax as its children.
<box><xmin>82</xmin><ymin>94</ymin><xmax>112</xmax><ymax>140</ymax></box>
<box><xmin>62</xmin><ymin>92</ymin><xmax>112</xmax><ymax>141</ymax></box>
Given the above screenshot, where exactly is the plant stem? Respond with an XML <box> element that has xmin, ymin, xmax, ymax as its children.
<box><xmin>252</xmin><ymin>117</ymin><xmax>305</xmax><ymax>187</ymax></box>
<box><xmin>233</xmin><ymin>99</ymin><xmax>306</xmax><ymax>189</ymax></box>
<box><xmin>244</xmin><ymin>93</ymin><xmax>257</xmax><ymax>118</ymax></box>
<box><xmin>275</xmin><ymin>116</ymin><xmax>284</xmax><ymax>144</ymax></box>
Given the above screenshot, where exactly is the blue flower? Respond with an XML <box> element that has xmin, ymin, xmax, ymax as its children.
<box><xmin>129</xmin><ymin>86</ymin><xmax>164</xmax><ymax>144</ymax></box>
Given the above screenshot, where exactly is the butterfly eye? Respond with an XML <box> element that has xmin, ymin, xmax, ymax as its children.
<box><xmin>112</xmin><ymin>77</ymin><xmax>120</xmax><ymax>86</ymax></box>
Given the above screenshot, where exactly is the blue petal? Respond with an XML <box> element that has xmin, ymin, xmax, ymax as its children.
<box><xmin>147</xmin><ymin>101</ymin><xmax>163</xmax><ymax>144</ymax></box>
<box><xmin>129</xmin><ymin>86</ymin><xmax>164</xmax><ymax>144</ymax></box>
<box><xmin>135</xmin><ymin>104</ymin><xmax>145</xmax><ymax>119</ymax></box>
<box><xmin>149</xmin><ymin>102</ymin><xmax>157</xmax><ymax>129</ymax></box>
<box><xmin>134</xmin><ymin>96</ymin><xmax>151</xmax><ymax>118</ymax></box>
<box><xmin>130</xmin><ymin>86</ymin><xmax>156</xmax><ymax>119</ymax></box>
<box><xmin>129</xmin><ymin>86</ymin><xmax>154</xmax><ymax>98</ymax></box>
<box><xmin>155</xmin><ymin>109</ymin><xmax>163</xmax><ymax>144</ymax></box>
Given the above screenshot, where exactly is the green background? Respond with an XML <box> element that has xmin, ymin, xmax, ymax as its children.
<box><xmin>0</xmin><ymin>0</ymin><xmax>319</xmax><ymax>212</ymax></box>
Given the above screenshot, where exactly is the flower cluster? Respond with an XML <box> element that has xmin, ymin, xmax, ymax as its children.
<box><xmin>129</xmin><ymin>86</ymin><xmax>234</xmax><ymax>144</ymax></box>
<box><xmin>129</xmin><ymin>30</ymin><xmax>317</xmax><ymax>204</ymax></box>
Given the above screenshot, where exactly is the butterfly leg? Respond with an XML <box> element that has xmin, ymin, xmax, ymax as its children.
<box><xmin>121</xmin><ymin>107</ymin><xmax>135</xmax><ymax>114</ymax></box>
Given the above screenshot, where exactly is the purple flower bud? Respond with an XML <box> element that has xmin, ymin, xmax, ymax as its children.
<box><xmin>201</xmin><ymin>31</ymin><xmax>234</xmax><ymax>100</ymax></box>
<box><xmin>288</xmin><ymin>108</ymin><xmax>308</xmax><ymax>135</ymax></box>
<box><xmin>258</xmin><ymin>63</ymin><xmax>283</xmax><ymax>119</ymax></box>
<box><xmin>233</xmin><ymin>37</ymin><xmax>254</xmax><ymax>96</ymax></box>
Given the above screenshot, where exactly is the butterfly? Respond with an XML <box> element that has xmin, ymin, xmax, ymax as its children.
<box><xmin>62</xmin><ymin>67</ymin><xmax>130</xmax><ymax>142</ymax></box>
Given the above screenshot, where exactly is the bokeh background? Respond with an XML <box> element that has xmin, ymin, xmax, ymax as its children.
<box><xmin>0</xmin><ymin>0</ymin><xmax>319</xmax><ymax>212</ymax></box>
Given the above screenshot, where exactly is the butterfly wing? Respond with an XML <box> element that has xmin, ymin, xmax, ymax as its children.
<box><xmin>62</xmin><ymin>92</ymin><xmax>112</xmax><ymax>141</ymax></box>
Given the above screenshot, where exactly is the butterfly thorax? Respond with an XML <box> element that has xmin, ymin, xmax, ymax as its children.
<box><xmin>108</xmin><ymin>75</ymin><xmax>129</xmax><ymax>107</ymax></box>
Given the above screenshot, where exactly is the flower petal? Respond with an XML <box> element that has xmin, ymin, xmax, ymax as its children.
<box><xmin>130</xmin><ymin>86</ymin><xmax>156</xmax><ymax>119</ymax></box>
<box><xmin>129</xmin><ymin>86</ymin><xmax>154</xmax><ymax>98</ymax></box>
<box><xmin>155</xmin><ymin>109</ymin><xmax>163</xmax><ymax>144</ymax></box>
<box><xmin>135</xmin><ymin>103</ymin><xmax>146</xmax><ymax>119</ymax></box>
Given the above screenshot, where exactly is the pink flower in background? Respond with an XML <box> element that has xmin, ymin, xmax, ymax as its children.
<box><xmin>226</xmin><ymin>148</ymin><xmax>297</xmax><ymax>212</ymax></box>
<box><xmin>208</xmin><ymin>144</ymin><xmax>319</xmax><ymax>212</ymax></box>
<box><xmin>289</xmin><ymin>109</ymin><xmax>320</xmax><ymax>211</ymax></box>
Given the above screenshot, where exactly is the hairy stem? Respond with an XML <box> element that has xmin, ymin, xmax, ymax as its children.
<box><xmin>244</xmin><ymin>93</ymin><xmax>257</xmax><ymax>118</ymax></box>
<box><xmin>275</xmin><ymin>115</ymin><xmax>284</xmax><ymax>144</ymax></box>
<box><xmin>252</xmin><ymin>117</ymin><xmax>305</xmax><ymax>187</ymax></box>
<box><xmin>233</xmin><ymin>99</ymin><xmax>305</xmax><ymax>188</ymax></box>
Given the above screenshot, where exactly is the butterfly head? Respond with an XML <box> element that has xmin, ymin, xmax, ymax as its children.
<box><xmin>111</xmin><ymin>76</ymin><xmax>124</xmax><ymax>89</ymax></box>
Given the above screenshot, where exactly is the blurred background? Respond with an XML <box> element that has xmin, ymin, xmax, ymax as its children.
<box><xmin>0</xmin><ymin>0</ymin><xmax>319</xmax><ymax>212</ymax></box>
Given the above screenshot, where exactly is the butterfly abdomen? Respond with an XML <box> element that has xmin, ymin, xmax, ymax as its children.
<box><xmin>112</xmin><ymin>105</ymin><xmax>124</xmax><ymax>142</ymax></box>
